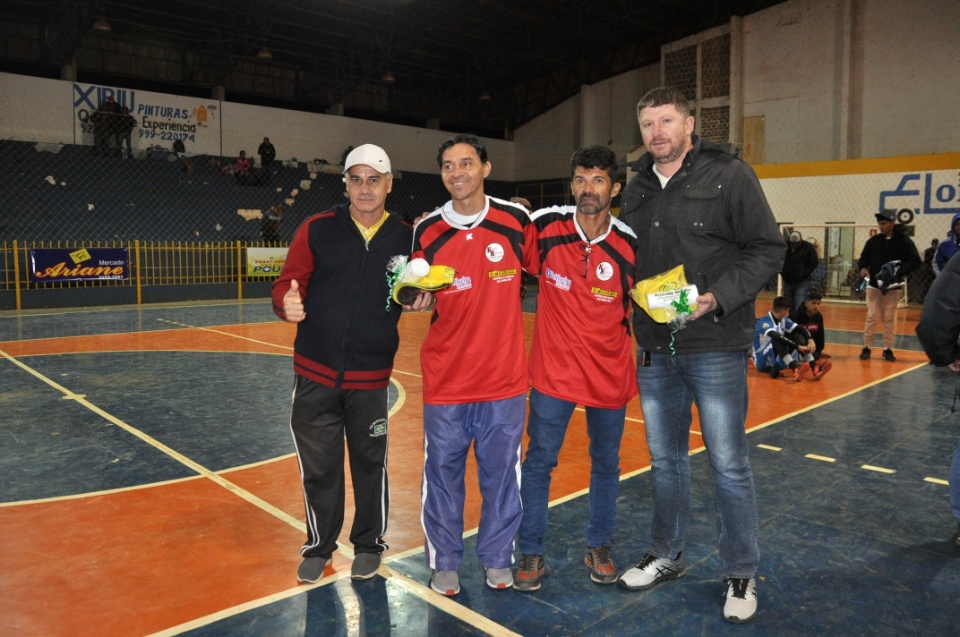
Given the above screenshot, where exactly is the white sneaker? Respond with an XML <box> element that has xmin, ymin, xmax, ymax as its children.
<box><xmin>618</xmin><ymin>552</ymin><xmax>685</xmax><ymax>591</ymax></box>
<box><xmin>723</xmin><ymin>577</ymin><xmax>758</xmax><ymax>623</ymax></box>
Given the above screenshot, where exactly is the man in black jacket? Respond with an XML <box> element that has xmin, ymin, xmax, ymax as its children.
<box><xmin>272</xmin><ymin>144</ymin><xmax>431</xmax><ymax>585</ymax></box>
<box><xmin>915</xmin><ymin>252</ymin><xmax>960</xmax><ymax>549</ymax></box>
<box><xmin>780</xmin><ymin>230</ymin><xmax>819</xmax><ymax>310</ymax></box>
<box><xmin>857</xmin><ymin>209</ymin><xmax>921</xmax><ymax>362</ymax></box>
<box><xmin>258</xmin><ymin>137</ymin><xmax>276</xmax><ymax>170</ymax></box>
<box><xmin>617</xmin><ymin>87</ymin><xmax>784</xmax><ymax>624</ymax></box>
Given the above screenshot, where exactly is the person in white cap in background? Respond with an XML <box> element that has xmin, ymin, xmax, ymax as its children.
<box><xmin>272</xmin><ymin>143</ymin><xmax>432</xmax><ymax>585</ymax></box>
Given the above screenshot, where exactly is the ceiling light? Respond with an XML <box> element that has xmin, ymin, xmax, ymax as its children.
<box><xmin>381</xmin><ymin>71</ymin><xmax>396</xmax><ymax>83</ymax></box>
<box><xmin>92</xmin><ymin>17</ymin><xmax>111</xmax><ymax>32</ymax></box>
<box><xmin>257</xmin><ymin>48</ymin><xmax>273</xmax><ymax>60</ymax></box>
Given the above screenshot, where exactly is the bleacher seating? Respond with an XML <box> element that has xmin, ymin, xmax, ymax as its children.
<box><xmin>0</xmin><ymin>140</ymin><xmax>517</xmax><ymax>243</ymax></box>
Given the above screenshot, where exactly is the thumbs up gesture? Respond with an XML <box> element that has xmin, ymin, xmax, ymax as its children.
<box><xmin>283</xmin><ymin>279</ymin><xmax>306</xmax><ymax>322</ymax></box>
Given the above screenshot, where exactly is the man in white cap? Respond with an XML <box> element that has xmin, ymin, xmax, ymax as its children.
<box><xmin>273</xmin><ymin>143</ymin><xmax>431</xmax><ymax>585</ymax></box>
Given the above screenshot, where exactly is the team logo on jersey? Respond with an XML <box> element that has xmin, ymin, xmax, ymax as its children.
<box><xmin>595</xmin><ymin>261</ymin><xmax>614</xmax><ymax>281</ymax></box>
<box><xmin>485</xmin><ymin>242</ymin><xmax>505</xmax><ymax>263</ymax></box>
<box><xmin>370</xmin><ymin>418</ymin><xmax>388</xmax><ymax>437</ymax></box>
<box><xmin>466</xmin><ymin>233</ymin><xmax>474</xmax><ymax>241</ymax></box>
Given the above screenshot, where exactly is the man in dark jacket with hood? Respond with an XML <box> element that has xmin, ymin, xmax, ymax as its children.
<box><xmin>617</xmin><ymin>86</ymin><xmax>785</xmax><ymax>624</ymax></box>
<box><xmin>857</xmin><ymin>209</ymin><xmax>921</xmax><ymax>361</ymax></box>
<box><xmin>780</xmin><ymin>230</ymin><xmax>819</xmax><ymax>310</ymax></box>
<box><xmin>933</xmin><ymin>213</ymin><xmax>960</xmax><ymax>277</ymax></box>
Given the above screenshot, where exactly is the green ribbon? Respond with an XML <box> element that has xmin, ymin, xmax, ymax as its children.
<box><xmin>668</xmin><ymin>289</ymin><xmax>693</xmax><ymax>356</ymax></box>
<box><xmin>385</xmin><ymin>267</ymin><xmax>403</xmax><ymax>311</ymax></box>
<box><xmin>670</xmin><ymin>288</ymin><xmax>692</xmax><ymax>316</ymax></box>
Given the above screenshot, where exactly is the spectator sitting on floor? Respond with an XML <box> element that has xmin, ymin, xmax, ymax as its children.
<box><xmin>753</xmin><ymin>296</ymin><xmax>831</xmax><ymax>382</ymax></box>
<box><xmin>789</xmin><ymin>288</ymin><xmax>829</xmax><ymax>361</ymax></box>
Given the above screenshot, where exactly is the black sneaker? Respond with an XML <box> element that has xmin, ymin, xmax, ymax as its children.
<box><xmin>723</xmin><ymin>577</ymin><xmax>758</xmax><ymax>623</ymax></box>
<box><xmin>513</xmin><ymin>553</ymin><xmax>546</xmax><ymax>591</ymax></box>
<box><xmin>297</xmin><ymin>556</ymin><xmax>332</xmax><ymax>584</ymax></box>
<box><xmin>882</xmin><ymin>348</ymin><xmax>896</xmax><ymax>362</ymax></box>
<box><xmin>351</xmin><ymin>552</ymin><xmax>381</xmax><ymax>580</ymax></box>
<box><xmin>860</xmin><ymin>347</ymin><xmax>871</xmax><ymax>360</ymax></box>
<box><xmin>768</xmin><ymin>367</ymin><xmax>780</xmax><ymax>379</ymax></box>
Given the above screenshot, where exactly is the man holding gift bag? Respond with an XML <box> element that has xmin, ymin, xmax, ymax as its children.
<box><xmin>618</xmin><ymin>87</ymin><xmax>785</xmax><ymax>624</ymax></box>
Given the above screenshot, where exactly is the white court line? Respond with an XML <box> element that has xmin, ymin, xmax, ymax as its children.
<box><xmin>0</xmin><ymin>346</ymin><xmax>515</xmax><ymax>637</ymax></box>
<box><xmin>0</xmin><ymin>347</ymin><xmax>306</xmax><ymax>532</ymax></box>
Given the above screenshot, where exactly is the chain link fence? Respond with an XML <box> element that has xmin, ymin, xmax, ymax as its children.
<box><xmin>1</xmin><ymin>136</ymin><xmax>946</xmax><ymax>309</ymax></box>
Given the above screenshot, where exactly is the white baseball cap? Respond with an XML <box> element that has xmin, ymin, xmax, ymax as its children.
<box><xmin>343</xmin><ymin>144</ymin><xmax>391</xmax><ymax>175</ymax></box>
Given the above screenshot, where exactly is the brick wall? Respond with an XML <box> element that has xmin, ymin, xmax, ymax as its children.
<box><xmin>664</xmin><ymin>45</ymin><xmax>698</xmax><ymax>101</ymax></box>
<box><xmin>701</xmin><ymin>33</ymin><xmax>730</xmax><ymax>99</ymax></box>
<box><xmin>700</xmin><ymin>106</ymin><xmax>730</xmax><ymax>143</ymax></box>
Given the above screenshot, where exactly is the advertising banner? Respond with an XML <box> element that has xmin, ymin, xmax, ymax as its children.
<box><xmin>73</xmin><ymin>83</ymin><xmax>221</xmax><ymax>156</ymax></box>
<box><xmin>246</xmin><ymin>247</ymin><xmax>288</xmax><ymax>277</ymax></box>
<box><xmin>30</xmin><ymin>248</ymin><xmax>130</xmax><ymax>282</ymax></box>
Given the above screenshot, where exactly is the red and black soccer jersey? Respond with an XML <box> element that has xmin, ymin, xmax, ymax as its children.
<box><xmin>528</xmin><ymin>206</ymin><xmax>638</xmax><ymax>408</ymax></box>
<box><xmin>413</xmin><ymin>196</ymin><xmax>537</xmax><ymax>404</ymax></box>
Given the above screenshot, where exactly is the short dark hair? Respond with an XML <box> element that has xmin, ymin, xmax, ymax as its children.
<box><xmin>805</xmin><ymin>289</ymin><xmax>823</xmax><ymax>301</ymax></box>
<box><xmin>437</xmin><ymin>134</ymin><xmax>487</xmax><ymax>167</ymax></box>
<box><xmin>570</xmin><ymin>146</ymin><xmax>618</xmax><ymax>183</ymax></box>
<box><xmin>637</xmin><ymin>87</ymin><xmax>692</xmax><ymax>120</ymax></box>
<box><xmin>773</xmin><ymin>296</ymin><xmax>791</xmax><ymax>311</ymax></box>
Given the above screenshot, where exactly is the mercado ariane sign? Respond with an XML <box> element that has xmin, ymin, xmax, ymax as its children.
<box><xmin>29</xmin><ymin>248</ymin><xmax>129</xmax><ymax>282</ymax></box>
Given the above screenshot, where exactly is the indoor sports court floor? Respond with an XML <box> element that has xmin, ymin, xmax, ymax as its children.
<box><xmin>2</xmin><ymin>295</ymin><xmax>958</xmax><ymax>636</ymax></box>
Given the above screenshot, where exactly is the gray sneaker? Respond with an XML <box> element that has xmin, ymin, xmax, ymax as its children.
<box><xmin>723</xmin><ymin>577</ymin><xmax>758</xmax><ymax>623</ymax></box>
<box><xmin>430</xmin><ymin>569</ymin><xmax>460</xmax><ymax>596</ymax></box>
<box><xmin>619</xmin><ymin>552</ymin><xmax>685</xmax><ymax>591</ymax></box>
<box><xmin>351</xmin><ymin>552</ymin><xmax>381</xmax><ymax>580</ymax></box>
<box><xmin>484</xmin><ymin>566</ymin><xmax>514</xmax><ymax>590</ymax></box>
<box><xmin>297</xmin><ymin>556</ymin><xmax>332</xmax><ymax>584</ymax></box>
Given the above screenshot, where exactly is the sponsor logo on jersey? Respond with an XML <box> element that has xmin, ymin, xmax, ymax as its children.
<box><xmin>449</xmin><ymin>275</ymin><xmax>473</xmax><ymax>291</ymax></box>
<box><xmin>485</xmin><ymin>242</ymin><xmax>505</xmax><ymax>263</ymax></box>
<box><xmin>591</xmin><ymin>286</ymin><xmax>619</xmax><ymax>300</ymax></box>
<box><xmin>595</xmin><ymin>261</ymin><xmax>614</xmax><ymax>281</ymax></box>
<box><xmin>544</xmin><ymin>267</ymin><xmax>572</xmax><ymax>291</ymax></box>
<box><xmin>489</xmin><ymin>268</ymin><xmax>517</xmax><ymax>278</ymax></box>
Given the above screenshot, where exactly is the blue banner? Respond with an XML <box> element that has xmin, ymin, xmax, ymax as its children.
<box><xmin>30</xmin><ymin>248</ymin><xmax>130</xmax><ymax>282</ymax></box>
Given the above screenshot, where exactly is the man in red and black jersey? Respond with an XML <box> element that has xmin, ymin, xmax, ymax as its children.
<box><xmin>272</xmin><ymin>144</ymin><xmax>431</xmax><ymax>585</ymax></box>
<box><xmin>413</xmin><ymin>134</ymin><xmax>538</xmax><ymax>596</ymax></box>
<box><xmin>513</xmin><ymin>146</ymin><xmax>638</xmax><ymax>592</ymax></box>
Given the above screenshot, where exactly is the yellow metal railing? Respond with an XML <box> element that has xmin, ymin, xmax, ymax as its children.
<box><xmin>0</xmin><ymin>240</ymin><xmax>283</xmax><ymax>310</ymax></box>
